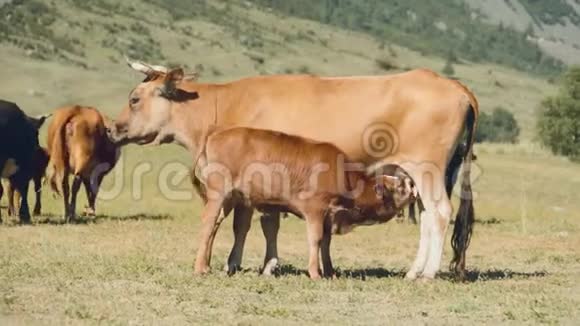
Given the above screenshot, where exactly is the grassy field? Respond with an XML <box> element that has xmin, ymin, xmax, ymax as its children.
<box><xmin>0</xmin><ymin>144</ymin><xmax>579</xmax><ymax>324</ymax></box>
<box><xmin>1</xmin><ymin>1</ymin><xmax>579</xmax><ymax>324</ymax></box>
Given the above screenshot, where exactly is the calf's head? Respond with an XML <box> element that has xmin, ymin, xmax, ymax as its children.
<box><xmin>332</xmin><ymin>174</ymin><xmax>416</xmax><ymax>235</ymax></box>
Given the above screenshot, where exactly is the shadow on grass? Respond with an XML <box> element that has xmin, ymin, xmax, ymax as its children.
<box><xmin>440</xmin><ymin>269</ymin><xmax>548</xmax><ymax>283</ymax></box>
<box><xmin>265</xmin><ymin>264</ymin><xmax>547</xmax><ymax>282</ymax></box>
<box><xmin>1</xmin><ymin>213</ymin><xmax>173</xmax><ymax>226</ymax></box>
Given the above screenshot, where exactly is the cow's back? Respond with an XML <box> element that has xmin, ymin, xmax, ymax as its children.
<box><xmin>209</xmin><ymin>69</ymin><xmax>471</xmax><ymax>165</ymax></box>
<box><xmin>47</xmin><ymin>106</ymin><xmax>112</xmax><ymax>177</ymax></box>
<box><xmin>0</xmin><ymin>100</ymin><xmax>37</xmax><ymax>168</ymax></box>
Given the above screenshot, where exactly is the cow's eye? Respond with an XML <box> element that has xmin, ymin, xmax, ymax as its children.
<box><xmin>130</xmin><ymin>97</ymin><xmax>140</xmax><ymax>106</ymax></box>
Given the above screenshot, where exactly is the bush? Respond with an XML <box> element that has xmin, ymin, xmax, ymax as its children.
<box><xmin>442</xmin><ymin>59</ymin><xmax>455</xmax><ymax>76</ymax></box>
<box><xmin>537</xmin><ymin>66</ymin><xmax>580</xmax><ymax>161</ymax></box>
<box><xmin>475</xmin><ymin>107</ymin><xmax>520</xmax><ymax>144</ymax></box>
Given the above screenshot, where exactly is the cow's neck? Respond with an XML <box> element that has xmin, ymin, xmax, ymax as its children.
<box><xmin>168</xmin><ymin>82</ymin><xmax>223</xmax><ymax>154</ymax></box>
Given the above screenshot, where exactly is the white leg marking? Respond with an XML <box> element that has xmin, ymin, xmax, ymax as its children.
<box><xmin>422</xmin><ymin>200</ymin><xmax>453</xmax><ymax>278</ymax></box>
<box><xmin>406</xmin><ymin>209</ymin><xmax>432</xmax><ymax>279</ymax></box>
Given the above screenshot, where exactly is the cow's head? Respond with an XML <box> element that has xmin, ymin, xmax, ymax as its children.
<box><xmin>107</xmin><ymin>58</ymin><xmax>198</xmax><ymax>146</ymax></box>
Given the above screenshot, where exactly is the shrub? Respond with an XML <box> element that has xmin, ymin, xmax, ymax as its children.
<box><xmin>537</xmin><ymin>66</ymin><xmax>580</xmax><ymax>161</ymax></box>
<box><xmin>476</xmin><ymin>107</ymin><xmax>520</xmax><ymax>144</ymax></box>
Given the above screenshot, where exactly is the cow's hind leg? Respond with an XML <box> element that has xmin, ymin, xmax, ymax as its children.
<box><xmin>7</xmin><ymin>181</ymin><xmax>17</xmax><ymax>216</ymax></box>
<box><xmin>11</xmin><ymin>174</ymin><xmax>31</xmax><ymax>224</ymax></box>
<box><xmin>226</xmin><ymin>203</ymin><xmax>253</xmax><ymax>275</ymax></box>
<box><xmin>402</xmin><ymin>163</ymin><xmax>449</xmax><ymax>280</ymax></box>
<box><xmin>261</xmin><ymin>211</ymin><xmax>280</xmax><ymax>276</ymax></box>
<box><xmin>194</xmin><ymin>198</ymin><xmax>224</xmax><ymax>274</ymax></box>
<box><xmin>68</xmin><ymin>176</ymin><xmax>82</xmax><ymax>223</ymax></box>
<box><xmin>0</xmin><ymin>181</ymin><xmax>3</xmax><ymax>223</ymax></box>
<box><xmin>82</xmin><ymin>175</ymin><xmax>102</xmax><ymax>217</ymax></box>
<box><xmin>32</xmin><ymin>175</ymin><xmax>42</xmax><ymax>216</ymax></box>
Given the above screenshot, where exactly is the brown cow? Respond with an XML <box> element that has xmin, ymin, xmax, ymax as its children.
<box><xmin>0</xmin><ymin>147</ymin><xmax>49</xmax><ymax>217</ymax></box>
<box><xmin>194</xmin><ymin>127</ymin><xmax>414</xmax><ymax>279</ymax></box>
<box><xmin>109</xmin><ymin>61</ymin><xmax>478</xmax><ymax>280</ymax></box>
<box><xmin>47</xmin><ymin>106</ymin><xmax>119</xmax><ymax>222</ymax></box>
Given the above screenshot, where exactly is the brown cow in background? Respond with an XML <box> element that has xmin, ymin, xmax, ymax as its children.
<box><xmin>47</xmin><ymin>106</ymin><xmax>119</xmax><ymax>222</ymax></box>
<box><xmin>0</xmin><ymin>147</ymin><xmax>49</xmax><ymax>217</ymax></box>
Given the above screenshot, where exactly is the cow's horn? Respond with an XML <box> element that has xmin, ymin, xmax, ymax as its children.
<box><xmin>124</xmin><ymin>56</ymin><xmax>169</xmax><ymax>74</ymax></box>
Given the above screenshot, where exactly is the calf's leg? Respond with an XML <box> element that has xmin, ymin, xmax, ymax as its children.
<box><xmin>304</xmin><ymin>209</ymin><xmax>326</xmax><ymax>280</ymax></box>
<box><xmin>194</xmin><ymin>198</ymin><xmax>224</xmax><ymax>274</ymax></box>
<box><xmin>226</xmin><ymin>204</ymin><xmax>254</xmax><ymax>274</ymax></box>
<box><xmin>261</xmin><ymin>211</ymin><xmax>280</xmax><ymax>275</ymax></box>
<box><xmin>320</xmin><ymin>215</ymin><xmax>334</xmax><ymax>278</ymax></box>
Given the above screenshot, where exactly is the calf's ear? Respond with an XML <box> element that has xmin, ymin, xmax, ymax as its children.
<box><xmin>28</xmin><ymin>113</ymin><xmax>52</xmax><ymax>130</ymax></box>
<box><xmin>374</xmin><ymin>175</ymin><xmax>399</xmax><ymax>197</ymax></box>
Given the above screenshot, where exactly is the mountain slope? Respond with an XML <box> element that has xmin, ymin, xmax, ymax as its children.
<box><xmin>0</xmin><ymin>0</ymin><xmax>557</xmax><ymax>141</ymax></box>
<box><xmin>465</xmin><ymin>0</ymin><xmax>580</xmax><ymax>65</ymax></box>
<box><xmin>248</xmin><ymin>0</ymin><xmax>566</xmax><ymax>75</ymax></box>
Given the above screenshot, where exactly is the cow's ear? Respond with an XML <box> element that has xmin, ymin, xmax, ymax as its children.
<box><xmin>161</xmin><ymin>68</ymin><xmax>184</xmax><ymax>99</ymax></box>
<box><xmin>29</xmin><ymin>113</ymin><xmax>52</xmax><ymax>130</ymax></box>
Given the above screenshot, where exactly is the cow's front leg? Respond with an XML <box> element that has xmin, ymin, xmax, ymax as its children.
<box><xmin>226</xmin><ymin>203</ymin><xmax>253</xmax><ymax>275</ymax></box>
<box><xmin>194</xmin><ymin>198</ymin><xmax>224</xmax><ymax>274</ymax></box>
<box><xmin>261</xmin><ymin>211</ymin><xmax>280</xmax><ymax>276</ymax></box>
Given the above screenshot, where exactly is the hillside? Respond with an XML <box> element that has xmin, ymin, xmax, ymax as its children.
<box><xmin>0</xmin><ymin>0</ymin><xmax>559</xmax><ymax>140</ymax></box>
<box><xmin>466</xmin><ymin>0</ymin><xmax>580</xmax><ymax>65</ymax></box>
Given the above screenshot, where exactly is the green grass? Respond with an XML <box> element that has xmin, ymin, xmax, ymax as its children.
<box><xmin>0</xmin><ymin>1</ymin><xmax>578</xmax><ymax>323</ymax></box>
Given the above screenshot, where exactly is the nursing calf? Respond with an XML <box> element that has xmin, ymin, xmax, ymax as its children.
<box><xmin>195</xmin><ymin>127</ymin><xmax>414</xmax><ymax>279</ymax></box>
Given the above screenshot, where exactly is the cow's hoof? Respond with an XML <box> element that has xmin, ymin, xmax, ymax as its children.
<box><xmin>418</xmin><ymin>276</ymin><xmax>435</xmax><ymax>283</ymax></box>
<box><xmin>261</xmin><ymin>258</ymin><xmax>279</xmax><ymax>276</ymax></box>
<box><xmin>405</xmin><ymin>270</ymin><xmax>419</xmax><ymax>280</ymax></box>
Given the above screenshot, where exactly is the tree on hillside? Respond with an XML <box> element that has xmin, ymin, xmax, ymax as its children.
<box><xmin>537</xmin><ymin>66</ymin><xmax>580</xmax><ymax>161</ymax></box>
<box><xmin>475</xmin><ymin>107</ymin><xmax>520</xmax><ymax>143</ymax></box>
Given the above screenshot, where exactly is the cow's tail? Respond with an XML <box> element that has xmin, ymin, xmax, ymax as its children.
<box><xmin>450</xmin><ymin>100</ymin><xmax>477</xmax><ymax>280</ymax></box>
<box><xmin>47</xmin><ymin>117</ymin><xmax>72</xmax><ymax>196</ymax></box>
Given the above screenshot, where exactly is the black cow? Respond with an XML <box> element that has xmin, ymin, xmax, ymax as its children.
<box><xmin>0</xmin><ymin>100</ymin><xmax>49</xmax><ymax>224</ymax></box>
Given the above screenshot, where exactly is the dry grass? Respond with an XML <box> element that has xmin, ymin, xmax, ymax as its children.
<box><xmin>0</xmin><ymin>142</ymin><xmax>579</xmax><ymax>324</ymax></box>
<box><xmin>0</xmin><ymin>1</ymin><xmax>578</xmax><ymax>323</ymax></box>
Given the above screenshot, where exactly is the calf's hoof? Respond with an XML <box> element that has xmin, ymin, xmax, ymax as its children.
<box><xmin>193</xmin><ymin>264</ymin><xmax>211</xmax><ymax>275</ymax></box>
<box><xmin>261</xmin><ymin>258</ymin><xmax>279</xmax><ymax>276</ymax></box>
<box><xmin>225</xmin><ymin>263</ymin><xmax>241</xmax><ymax>276</ymax></box>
